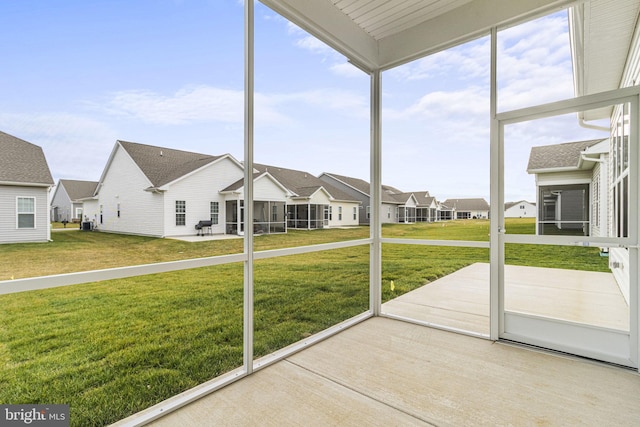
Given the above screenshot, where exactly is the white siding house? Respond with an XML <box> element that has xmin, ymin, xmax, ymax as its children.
<box><xmin>84</xmin><ymin>140</ymin><xmax>291</xmax><ymax>238</ymax></box>
<box><xmin>527</xmin><ymin>139</ymin><xmax>607</xmax><ymax>236</ymax></box>
<box><xmin>319</xmin><ymin>172</ymin><xmax>404</xmax><ymax>225</ymax></box>
<box><xmin>0</xmin><ymin>131</ymin><xmax>54</xmax><ymax>244</ymax></box>
<box><xmin>50</xmin><ymin>179</ymin><xmax>98</xmax><ymax>223</ymax></box>
<box><xmin>441</xmin><ymin>198</ymin><xmax>490</xmax><ymax>219</ymax></box>
<box><xmin>504</xmin><ymin>201</ymin><xmax>536</xmax><ymax>218</ymax></box>
<box><xmin>252</xmin><ymin>164</ymin><xmax>361</xmax><ymax>229</ymax></box>
<box><xmin>220</xmin><ymin>172</ymin><xmax>290</xmax><ymax>234</ymax></box>
<box><xmin>84</xmin><ymin>141</ymin><xmax>243</xmax><ymax>237</ymax></box>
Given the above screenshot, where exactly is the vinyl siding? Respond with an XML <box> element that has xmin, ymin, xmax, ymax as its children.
<box><xmin>319</xmin><ymin>175</ymin><xmax>371</xmax><ymax>225</ymax></box>
<box><xmin>253</xmin><ymin>176</ymin><xmax>289</xmax><ymax>201</ymax></box>
<box><xmin>536</xmin><ymin>170</ymin><xmax>592</xmax><ymax>186</ymax></box>
<box><xmin>50</xmin><ymin>184</ymin><xmax>72</xmax><ymax>222</ymax></box>
<box><xmin>0</xmin><ymin>185</ymin><xmax>50</xmax><ymax>243</ymax></box>
<box><xmin>97</xmin><ymin>146</ymin><xmax>165</xmax><ymax>237</ymax></box>
<box><xmin>163</xmin><ymin>157</ymin><xmax>244</xmax><ymax>236</ymax></box>
<box><xmin>381</xmin><ymin>202</ymin><xmax>398</xmax><ymax>224</ymax></box>
<box><xmin>327</xmin><ymin>201</ymin><xmax>359</xmax><ymax>227</ymax></box>
<box><xmin>504</xmin><ymin>202</ymin><xmax>536</xmax><ymax>218</ymax></box>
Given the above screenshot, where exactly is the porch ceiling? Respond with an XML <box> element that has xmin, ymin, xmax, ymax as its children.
<box><xmin>571</xmin><ymin>0</ymin><xmax>640</xmax><ymax>121</ymax></box>
<box><xmin>260</xmin><ymin>0</ymin><xmax>576</xmax><ymax>71</ymax></box>
<box><xmin>262</xmin><ymin>0</ymin><xmax>640</xmax><ymax>123</ymax></box>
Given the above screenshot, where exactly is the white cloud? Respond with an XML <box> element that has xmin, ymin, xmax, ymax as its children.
<box><xmin>96</xmin><ymin>85</ymin><xmax>296</xmax><ymax>127</ymax></box>
<box><xmin>390</xmin><ymin>37</ymin><xmax>490</xmax><ymax>82</ymax></box>
<box><xmin>330</xmin><ymin>62</ymin><xmax>367</xmax><ymax>78</ymax></box>
<box><xmin>0</xmin><ymin>112</ymin><xmax>117</xmax><ymax>181</ymax></box>
<box><xmin>273</xmin><ymin>88</ymin><xmax>369</xmax><ymax>118</ymax></box>
<box><xmin>285</xmin><ymin>20</ymin><xmax>360</xmax><ymax>78</ymax></box>
<box><xmin>101</xmin><ymin>86</ymin><xmax>244</xmax><ymax>125</ymax></box>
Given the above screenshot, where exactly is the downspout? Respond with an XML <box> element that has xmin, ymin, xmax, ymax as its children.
<box><xmin>578</xmin><ymin>114</ymin><xmax>610</xmax><ymax>132</ymax></box>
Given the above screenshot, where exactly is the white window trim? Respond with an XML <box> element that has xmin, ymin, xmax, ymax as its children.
<box><xmin>16</xmin><ymin>196</ymin><xmax>36</xmax><ymax>229</ymax></box>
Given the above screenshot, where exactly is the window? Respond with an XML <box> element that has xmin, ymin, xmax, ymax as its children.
<box><xmin>17</xmin><ymin>197</ymin><xmax>35</xmax><ymax>228</ymax></box>
<box><xmin>271</xmin><ymin>204</ymin><xmax>278</xmax><ymax>222</ymax></box>
<box><xmin>366</xmin><ymin>206</ymin><xmax>370</xmax><ymax>219</ymax></box>
<box><xmin>353</xmin><ymin>206</ymin><xmax>357</xmax><ymax>220</ymax></box>
<box><xmin>338</xmin><ymin>206</ymin><xmax>342</xmax><ymax>221</ymax></box>
<box><xmin>176</xmin><ymin>200</ymin><xmax>186</xmax><ymax>226</ymax></box>
<box><xmin>100</xmin><ymin>205</ymin><xmax>103</xmax><ymax>224</ymax></box>
<box><xmin>329</xmin><ymin>206</ymin><xmax>333</xmax><ymax>221</ymax></box>
<box><xmin>387</xmin><ymin>207</ymin><xmax>391</xmax><ymax>219</ymax></box>
<box><xmin>117</xmin><ymin>203</ymin><xmax>121</xmax><ymax>218</ymax></box>
<box><xmin>210</xmin><ymin>201</ymin><xmax>219</xmax><ymax>225</ymax></box>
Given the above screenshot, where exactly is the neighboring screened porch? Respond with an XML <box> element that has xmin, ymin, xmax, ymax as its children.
<box><xmin>225</xmin><ymin>199</ymin><xmax>287</xmax><ymax>235</ymax></box>
<box><xmin>537</xmin><ymin>184</ymin><xmax>590</xmax><ymax>235</ymax></box>
<box><xmin>287</xmin><ymin>203</ymin><xmax>327</xmax><ymax>229</ymax></box>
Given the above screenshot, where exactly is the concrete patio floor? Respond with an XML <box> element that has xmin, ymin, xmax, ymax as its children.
<box><xmin>117</xmin><ymin>263</ymin><xmax>637</xmax><ymax>426</ymax></box>
<box><xmin>141</xmin><ymin>317</ymin><xmax>640</xmax><ymax>426</ymax></box>
<box><xmin>383</xmin><ymin>262</ymin><xmax>629</xmax><ymax>335</ymax></box>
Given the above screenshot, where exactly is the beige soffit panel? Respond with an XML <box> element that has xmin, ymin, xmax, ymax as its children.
<box><xmin>261</xmin><ymin>0</ymin><xmax>575</xmax><ymax>71</ymax></box>
<box><xmin>571</xmin><ymin>0</ymin><xmax>640</xmax><ymax>121</ymax></box>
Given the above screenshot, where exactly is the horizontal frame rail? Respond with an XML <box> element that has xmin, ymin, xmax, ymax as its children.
<box><xmin>382</xmin><ymin>237</ymin><xmax>490</xmax><ymax>248</ymax></box>
<box><xmin>0</xmin><ymin>238</ymin><xmax>372</xmax><ymax>296</ymax></box>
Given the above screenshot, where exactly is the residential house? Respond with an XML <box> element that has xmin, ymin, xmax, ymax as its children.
<box><xmin>253</xmin><ymin>164</ymin><xmax>361</xmax><ymax>229</ymax></box>
<box><xmin>386</xmin><ymin>190</ymin><xmax>418</xmax><ymax>223</ymax></box>
<box><xmin>526</xmin><ymin>139</ymin><xmax>607</xmax><ymax>236</ymax></box>
<box><xmin>219</xmin><ymin>171</ymin><xmax>291</xmax><ymax>234</ymax></box>
<box><xmin>82</xmin><ymin>140</ymin><xmax>288</xmax><ymax>238</ymax></box>
<box><xmin>0</xmin><ymin>131</ymin><xmax>54</xmax><ymax>244</ymax></box>
<box><xmin>413</xmin><ymin>191</ymin><xmax>439</xmax><ymax>222</ymax></box>
<box><xmin>50</xmin><ymin>179</ymin><xmax>98</xmax><ymax>223</ymax></box>
<box><xmin>319</xmin><ymin>172</ymin><xmax>404</xmax><ymax>224</ymax></box>
<box><xmin>504</xmin><ymin>200</ymin><xmax>536</xmax><ymax>218</ymax></box>
<box><xmin>441</xmin><ymin>198</ymin><xmax>490</xmax><ymax>219</ymax></box>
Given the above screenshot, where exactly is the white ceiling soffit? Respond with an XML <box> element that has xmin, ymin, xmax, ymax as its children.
<box><xmin>570</xmin><ymin>0</ymin><xmax>640</xmax><ymax>121</ymax></box>
<box><xmin>260</xmin><ymin>0</ymin><xmax>575</xmax><ymax>71</ymax></box>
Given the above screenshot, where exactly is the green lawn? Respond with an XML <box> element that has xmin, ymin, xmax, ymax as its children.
<box><xmin>0</xmin><ymin>219</ymin><xmax>609</xmax><ymax>426</ymax></box>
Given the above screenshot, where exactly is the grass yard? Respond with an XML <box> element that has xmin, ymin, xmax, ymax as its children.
<box><xmin>0</xmin><ymin>219</ymin><xmax>610</xmax><ymax>426</ymax></box>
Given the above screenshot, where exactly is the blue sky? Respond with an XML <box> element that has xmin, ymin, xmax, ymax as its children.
<box><xmin>1</xmin><ymin>1</ymin><xmax>607</xmax><ymax>203</ymax></box>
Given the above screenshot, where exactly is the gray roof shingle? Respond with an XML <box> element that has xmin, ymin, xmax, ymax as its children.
<box><xmin>441</xmin><ymin>198</ymin><xmax>489</xmax><ymax>211</ymax></box>
<box><xmin>321</xmin><ymin>172</ymin><xmax>402</xmax><ymax>204</ymax></box>
<box><xmin>118</xmin><ymin>140</ymin><xmax>223</xmax><ymax>187</ymax></box>
<box><xmin>410</xmin><ymin>191</ymin><xmax>435</xmax><ymax>207</ymax></box>
<box><xmin>0</xmin><ymin>131</ymin><xmax>54</xmax><ymax>185</ymax></box>
<box><xmin>527</xmin><ymin>139</ymin><xmax>604</xmax><ymax>172</ymax></box>
<box><xmin>253</xmin><ymin>164</ymin><xmax>358</xmax><ymax>202</ymax></box>
<box><xmin>59</xmin><ymin>179</ymin><xmax>98</xmax><ymax>200</ymax></box>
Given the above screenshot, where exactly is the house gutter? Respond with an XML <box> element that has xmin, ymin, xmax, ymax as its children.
<box><xmin>580</xmin><ymin>153</ymin><xmax>606</xmax><ymax>163</ymax></box>
<box><xmin>577</xmin><ymin>115</ymin><xmax>610</xmax><ymax>132</ymax></box>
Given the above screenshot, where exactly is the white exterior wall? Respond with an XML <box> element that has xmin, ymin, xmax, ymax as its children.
<box><xmin>381</xmin><ymin>202</ymin><xmax>398</xmax><ymax>224</ymax></box>
<box><xmin>163</xmin><ymin>157</ymin><xmax>243</xmax><ymax>237</ymax></box>
<box><xmin>328</xmin><ymin>201</ymin><xmax>359</xmax><ymax>227</ymax></box>
<box><xmin>97</xmin><ymin>146</ymin><xmax>165</xmax><ymax>237</ymax></box>
<box><xmin>82</xmin><ymin>199</ymin><xmax>100</xmax><ymax>227</ymax></box>
<box><xmin>50</xmin><ymin>184</ymin><xmax>72</xmax><ymax>222</ymax></box>
<box><xmin>536</xmin><ymin>170</ymin><xmax>593</xmax><ymax>186</ymax></box>
<box><xmin>590</xmin><ymin>160</ymin><xmax>609</xmax><ymax>238</ymax></box>
<box><xmin>610</xmin><ymin>247</ymin><xmax>630</xmax><ymax>305</ymax></box>
<box><xmin>253</xmin><ymin>176</ymin><xmax>289</xmax><ymax>201</ymax></box>
<box><xmin>0</xmin><ymin>185</ymin><xmax>50</xmax><ymax>244</ymax></box>
<box><xmin>505</xmin><ymin>202</ymin><xmax>536</xmax><ymax>218</ymax></box>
